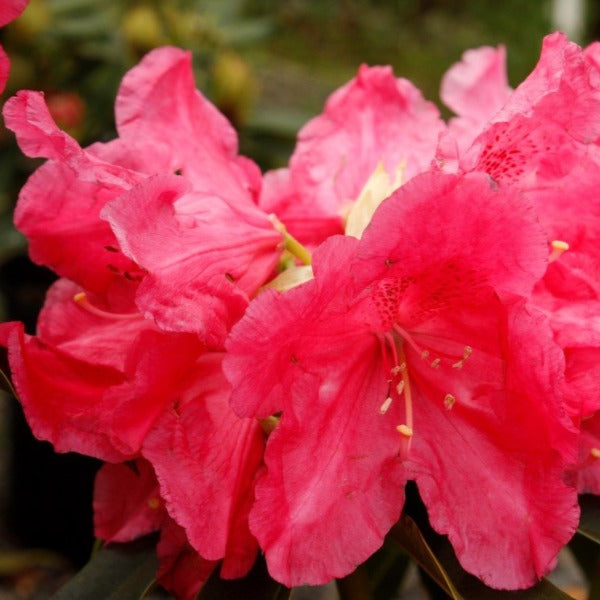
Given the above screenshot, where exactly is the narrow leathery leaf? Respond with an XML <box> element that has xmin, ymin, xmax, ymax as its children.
<box><xmin>390</xmin><ymin>514</ymin><xmax>461</xmax><ymax>599</ymax></box>
<box><xmin>578</xmin><ymin>494</ymin><xmax>600</xmax><ymax>544</ymax></box>
<box><xmin>52</xmin><ymin>535</ymin><xmax>158</xmax><ymax>600</ymax></box>
<box><xmin>391</xmin><ymin>515</ymin><xmax>574</xmax><ymax>599</ymax></box>
<box><xmin>0</xmin><ymin>367</ymin><xmax>17</xmax><ymax>397</ymax></box>
<box><xmin>199</xmin><ymin>555</ymin><xmax>290</xmax><ymax>600</ymax></box>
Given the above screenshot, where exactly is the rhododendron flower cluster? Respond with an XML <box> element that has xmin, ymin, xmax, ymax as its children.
<box><xmin>2</xmin><ymin>30</ymin><xmax>600</xmax><ymax>598</ymax></box>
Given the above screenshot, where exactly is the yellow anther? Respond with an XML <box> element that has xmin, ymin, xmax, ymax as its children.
<box><xmin>380</xmin><ymin>396</ymin><xmax>393</xmax><ymax>414</ymax></box>
<box><xmin>463</xmin><ymin>346</ymin><xmax>472</xmax><ymax>358</ymax></box>
<box><xmin>73</xmin><ymin>292</ymin><xmax>87</xmax><ymax>304</ymax></box>
<box><xmin>421</xmin><ymin>350</ymin><xmax>430</xmax><ymax>359</ymax></box>
<box><xmin>444</xmin><ymin>394</ymin><xmax>456</xmax><ymax>410</ymax></box>
<box><xmin>391</xmin><ymin>365</ymin><xmax>401</xmax><ymax>376</ymax></box>
<box><xmin>452</xmin><ymin>359</ymin><xmax>464</xmax><ymax>369</ymax></box>
<box><xmin>148</xmin><ymin>497</ymin><xmax>160</xmax><ymax>510</ymax></box>
<box><xmin>258</xmin><ymin>416</ymin><xmax>280</xmax><ymax>435</ymax></box>
<box><xmin>591</xmin><ymin>447</ymin><xmax>600</xmax><ymax>459</ymax></box>
<box><xmin>549</xmin><ymin>240</ymin><xmax>569</xmax><ymax>263</ymax></box>
<box><xmin>397</xmin><ymin>424</ymin><xmax>413</xmax><ymax>437</ymax></box>
<box><xmin>431</xmin><ymin>358</ymin><xmax>441</xmax><ymax>369</ymax></box>
<box><xmin>396</xmin><ymin>380</ymin><xmax>405</xmax><ymax>395</ymax></box>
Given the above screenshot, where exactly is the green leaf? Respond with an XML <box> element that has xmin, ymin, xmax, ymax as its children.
<box><xmin>52</xmin><ymin>535</ymin><xmax>158</xmax><ymax>600</ymax></box>
<box><xmin>390</xmin><ymin>515</ymin><xmax>573</xmax><ymax>600</ymax></box>
<box><xmin>578</xmin><ymin>494</ymin><xmax>600</xmax><ymax>545</ymax></box>
<box><xmin>198</xmin><ymin>555</ymin><xmax>290</xmax><ymax>600</ymax></box>
<box><xmin>390</xmin><ymin>514</ymin><xmax>461</xmax><ymax>599</ymax></box>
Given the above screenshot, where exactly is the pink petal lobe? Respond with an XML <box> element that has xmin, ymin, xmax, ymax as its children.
<box><xmin>115</xmin><ymin>46</ymin><xmax>259</xmax><ymax>200</ymax></box>
<box><xmin>35</xmin><ymin>279</ymin><xmax>143</xmax><ymax>370</ymax></box>
<box><xmin>104</xmin><ymin>174</ymin><xmax>281</xmax><ymax>345</ymax></box>
<box><xmin>355</xmin><ymin>172</ymin><xmax>548</xmax><ymax>304</ymax></box>
<box><xmin>3</xmin><ymin>91</ymin><xmax>82</xmax><ymax>161</ymax></box>
<box><xmin>497</xmin><ymin>33</ymin><xmax>600</xmax><ymax>143</ymax></box>
<box><xmin>0</xmin><ymin>320</ymin><xmax>129</xmax><ymax>462</ymax></box>
<box><xmin>441</xmin><ymin>45</ymin><xmax>511</xmax><ymax>151</ymax></box>
<box><xmin>250</xmin><ymin>351</ymin><xmax>406</xmax><ymax>587</ymax></box>
<box><xmin>15</xmin><ymin>161</ymin><xmax>140</xmax><ymax>298</ymax></box>
<box><xmin>142</xmin><ymin>353</ymin><xmax>262</xmax><ymax>575</ymax></box>
<box><xmin>442</xmin><ymin>45</ymin><xmax>510</xmax><ymax>121</ymax></box>
<box><xmin>93</xmin><ymin>459</ymin><xmax>164</xmax><ymax>543</ymax></box>
<box><xmin>406</xmin><ymin>300</ymin><xmax>578</xmax><ymax>589</ymax></box>
<box><xmin>105</xmin><ymin>329</ymin><xmax>206</xmax><ymax>456</ymax></box>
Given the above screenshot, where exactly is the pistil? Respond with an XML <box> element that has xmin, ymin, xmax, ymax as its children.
<box><xmin>548</xmin><ymin>240</ymin><xmax>569</xmax><ymax>263</ymax></box>
<box><xmin>269</xmin><ymin>215</ymin><xmax>313</xmax><ymax>266</ymax></box>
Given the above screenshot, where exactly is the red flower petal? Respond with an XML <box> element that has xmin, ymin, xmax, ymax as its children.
<box><xmin>143</xmin><ymin>354</ymin><xmax>262</xmax><ymax>576</ymax></box>
<box><xmin>93</xmin><ymin>459</ymin><xmax>164</xmax><ymax>543</ymax></box>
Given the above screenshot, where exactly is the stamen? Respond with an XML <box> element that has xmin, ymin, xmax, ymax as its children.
<box><xmin>73</xmin><ymin>292</ymin><xmax>142</xmax><ymax>321</ymax></box>
<box><xmin>396</xmin><ymin>424</ymin><xmax>413</xmax><ymax>437</ymax></box>
<box><xmin>394</xmin><ymin>324</ymin><xmax>424</xmax><ymax>356</ymax></box>
<box><xmin>380</xmin><ymin>396</ymin><xmax>393</xmax><ymax>414</ymax></box>
<box><xmin>147</xmin><ymin>497</ymin><xmax>161</xmax><ymax>510</ymax></box>
<box><xmin>396</xmin><ymin>380</ymin><xmax>405</xmax><ymax>395</ymax></box>
<box><xmin>452</xmin><ymin>346</ymin><xmax>472</xmax><ymax>369</ymax></box>
<box><xmin>430</xmin><ymin>358</ymin><xmax>441</xmax><ymax>369</ymax></box>
<box><xmin>397</xmin><ymin>345</ymin><xmax>413</xmax><ymax>455</ymax></box>
<box><xmin>421</xmin><ymin>350</ymin><xmax>430</xmax><ymax>360</ymax></box>
<box><xmin>384</xmin><ymin>332</ymin><xmax>400</xmax><ymax>368</ymax></box>
<box><xmin>444</xmin><ymin>394</ymin><xmax>456</xmax><ymax>410</ymax></box>
<box><xmin>549</xmin><ymin>240</ymin><xmax>569</xmax><ymax>263</ymax></box>
<box><xmin>258</xmin><ymin>416</ymin><xmax>280</xmax><ymax>435</ymax></box>
<box><xmin>591</xmin><ymin>447</ymin><xmax>600</xmax><ymax>459</ymax></box>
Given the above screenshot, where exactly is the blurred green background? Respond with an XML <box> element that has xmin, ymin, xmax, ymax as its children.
<box><xmin>0</xmin><ymin>1</ymin><xmax>598</xmax><ymax>598</ymax></box>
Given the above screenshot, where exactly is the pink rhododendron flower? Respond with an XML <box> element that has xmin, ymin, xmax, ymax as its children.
<box><xmin>0</xmin><ymin>278</ymin><xmax>206</xmax><ymax>461</ymax></box>
<box><xmin>3</xmin><ymin>46</ymin><xmax>282</xmax><ymax>346</ymax></box>
<box><xmin>103</xmin><ymin>173</ymin><xmax>281</xmax><ymax>347</ymax></box>
<box><xmin>224</xmin><ymin>171</ymin><xmax>579</xmax><ymax>589</ymax></box>
<box><xmin>0</xmin><ymin>277</ymin><xmax>265</xmax><ymax>577</ymax></box>
<box><xmin>259</xmin><ymin>64</ymin><xmax>445</xmax><ymax>246</ymax></box>
<box><xmin>439</xmin><ymin>33</ymin><xmax>600</xmax><ymax>492</ymax></box>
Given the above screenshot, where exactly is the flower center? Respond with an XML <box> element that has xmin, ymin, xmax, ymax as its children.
<box><xmin>376</xmin><ymin>291</ymin><xmax>474</xmax><ymax>459</ymax></box>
